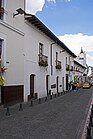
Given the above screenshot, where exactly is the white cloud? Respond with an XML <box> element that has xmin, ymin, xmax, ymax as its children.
<box><xmin>26</xmin><ymin>0</ymin><xmax>45</xmax><ymax>14</ymax></box>
<box><xmin>47</xmin><ymin>0</ymin><xmax>56</xmax><ymax>3</ymax></box>
<box><xmin>26</xmin><ymin>0</ymin><xmax>71</xmax><ymax>14</ymax></box>
<box><xmin>58</xmin><ymin>33</ymin><xmax>93</xmax><ymax>66</ymax></box>
<box><xmin>26</xmin><ymin>0</ymin><xmax>56</xmax><ymax>14</ymax></box>
<box><xmin>61</xmin><ymin>0</ymin><xmax>71</xmax><ymax>2</ymax></box>
<box><xmin>64</xmin><ymin>0</ymin><xmax>71</xmax><ymax>2</ymax></box>
<box><xmin>87</xmin><ymin>54</ymin><xmax>93</xmax><ymax>67</ymax></box>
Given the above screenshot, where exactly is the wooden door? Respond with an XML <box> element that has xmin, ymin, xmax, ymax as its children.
<box><xmin>66</xmin><ymin>74</ymin><xmax>68</xmax><ymax>90</ymax></box>
<box><xmin>56</xmin><ymin>76</ymin><xmax>59</xmax><ymax>93</ymax></box>
<box><xmin>46</xmin><ymin>75</ymin><xmax>49</xmax><ymax>96</ymax></box>
<box><xmin>62</xmin><ymin>77</ymin><xmax>64</xmax><ymax>91</ymax></box>
<box><xmin>0</xmin><ymin>87</ymin><xmax>1</xmax><ymax>104</ymax></box>
<box><xmin>30</xmin><ymin>74</ymin><xmax>35</xmax><ymax>98</ymax></box>
<box><xmin>0</xmin><ymin>39</ymin><xmax>2</xmax><ymax>104</ymax></box>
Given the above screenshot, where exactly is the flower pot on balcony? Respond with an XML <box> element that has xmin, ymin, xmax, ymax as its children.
<box><xmin>39</xmin><ymin>60</ymin><xmax>48</xmax><ymax>67</ymax></box>
<box><xmin>55</xmin><ymin>65</ymin><xmax>61</xmax><ymax>69</ymax></box>
<box><xmin>66</xmin><ymin>67</ymin><xmax>69</xmax><ymax>71</ymax></box>
<box><xmin>39</xmin><ymin>60</ymin><xmax>44</xmax><ymax>66</ymax></box>
<box><xmin>44</xmin><ymin>61</ymin><xmax>48</xmax><ymax>67</ymax></box>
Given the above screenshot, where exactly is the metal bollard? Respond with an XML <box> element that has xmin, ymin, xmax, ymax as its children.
<box><xmin>45</xmin><ymin>96</ymin><xmax>47</xmax><ymax>101</ymax></box>
<box><xmin>30</xmin><ymin>100</ymin><xmax>33</xmax><ymax>106</ymax></box>
<box><xmin>61</xmin><ymin>92</ymin><xmax>63</xmax><ymax>96</ymax></box>
<box><xmin>6</xmin><ymin>107</ymin><xmax>10</xmax><ymax>116</ymax></box>
<box><xmin>19</xmin><ymin>103</ymin><xmax>23</xmax><ymax>111</ymax></box>
<box><xmin>38</xmin><ymin>98</ymin><xmax>41</xmax><ymax>104</ymax></box>
<box><xmin>86</xmin><ymin>126</ymin><xmax>92</xmax><ymax>139</ymax></box>
<box><xmin>89</xmin><ymin>115</ymin><xmax>93</xmax><ymax>127</ymax></box>
<box><xmin>58</xmin><ymin>93</ymin><xmax>60</xmax><ymax>96</ymax></box>
<box><xmin>50</xmin><ymin>95</ymin><xmax>52</xmax><ymax>99</ymax></box>
<box><xmin>55</xmin><ymin>94</ymin><xmax>57</xmax><ymax>98</ymax></box>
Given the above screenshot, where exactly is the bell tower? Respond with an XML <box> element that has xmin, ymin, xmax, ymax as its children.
<box><xmin>78</xmin><ymin>47</ymin><xmax>86</xmax><ymax>66</ymax></box>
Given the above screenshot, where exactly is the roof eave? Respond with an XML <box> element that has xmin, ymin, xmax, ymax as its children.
<box><xmin>25</xmin><ymin>14</ymin><xmax>77</xmax><ymax>58</ymax></box>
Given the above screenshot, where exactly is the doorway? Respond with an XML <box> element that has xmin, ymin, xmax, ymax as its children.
<box><xmin>56</xmin><ymin>76</ymin><xmax>59</xmax><ymax>93</ymax></box>
<box><xmin>0</xmin><ymin>39</ymin><xmax>2</xmax><ymax>104</ymax></box>
<box><xmin>62</xmin><ymin>77</ymin><xmax>64</xmax><ymax>91</ymax></box>
<box><xmin>30</xmin><ymin>74</ymin><xmax>35</xmax><ymax>98</ymax></box>
<box><xmin>46</xmin><ymin>75</ymin><xmax>49</xmax><ymax>96</ymax></box>
<box><xmin>66</xmin><ymin>74</ymin><xmax>68</xmax><ymax>90</ymax></box>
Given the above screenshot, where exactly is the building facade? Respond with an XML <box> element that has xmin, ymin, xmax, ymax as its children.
<box><xmin>0</xmin><ymin>0</ymin><xmax>87</xmax><ymax>105</ymax></box>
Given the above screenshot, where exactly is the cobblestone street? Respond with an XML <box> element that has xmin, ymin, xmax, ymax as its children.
<box><xmin>0</xmin><ymin>87</ymin><xmax>93</xmax><ymax>139</ymax></box>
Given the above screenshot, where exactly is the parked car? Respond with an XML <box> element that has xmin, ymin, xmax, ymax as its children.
<box><xmin>82</xmin><ymin>82</ymin><xmax>91</xmax><ymax>89</ymax></box>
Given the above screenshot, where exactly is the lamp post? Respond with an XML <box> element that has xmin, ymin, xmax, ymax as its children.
<box><xmin>13</xmin><ymin>8</ymin><xmax>25</xmax><ymax>18</ymax></box>
<box><xmin>60</xmin><ymin>50</ymin><xmax>65</xmax><ymax>53</ymax></box>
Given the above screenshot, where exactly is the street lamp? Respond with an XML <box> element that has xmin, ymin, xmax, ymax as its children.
<box><xmin>60</xmin><ymin>50</ymin><xmax>65</xmax><ymax>53</ymax></box>
<box><xmin>13</xmin><ymin>8</ymin><xmax>25</xmax><ymax>18</ymax></box>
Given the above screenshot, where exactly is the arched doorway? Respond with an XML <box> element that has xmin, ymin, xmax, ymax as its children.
<box><xmin>56</xmin><ymin>76</ymin><xmax>59</xmax><ymax>93</ymax></box>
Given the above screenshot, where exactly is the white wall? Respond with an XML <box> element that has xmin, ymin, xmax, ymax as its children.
<box><xmin>1</xmin><ymin>0</ymin><xmax>79</xmax><ymax>102</ymax></box>
<box><xmin>0</xmin><ymin>23</ymin><xmax>24</xmax><ymax>85</ymax></box>
<box><xmin>24</xmin><ymin>23</ymin><xmax>51</xmax><ymax>101</ymax></box>
<box><xmin>5</xmin><ymin>0</ymin><xmax>25</xmax><ymax>27</ymax></box>
<box><xmin>23</xmin><ymin>22</ymin><xmax>71</xmax><ymax>100</ymax></box>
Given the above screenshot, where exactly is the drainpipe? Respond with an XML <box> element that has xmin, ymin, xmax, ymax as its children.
<box><xmin>50</xmin><ymin>41</ymin><xmax>57</xmax><ymax>75</ymax></box>
<box><xmin>69</xmin><ymin>56</ymin><xmax>71</xmax><ymax>82</ymax></box>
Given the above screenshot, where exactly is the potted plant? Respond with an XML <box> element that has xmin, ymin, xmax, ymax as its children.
<box><xmin>44</xmin><ymin>60</ymin><xmax>48</xmax><ymax>67</ymax></box>
<box><xmin>0</xmin><ymin>66</ymin><xmax>7</xmax><ymax>73</ymax></box>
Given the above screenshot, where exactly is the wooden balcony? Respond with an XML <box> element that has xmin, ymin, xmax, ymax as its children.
<box><xmin>55</xmin><ymin>60</ymin><xmax>61</xmax><ymax>69</ymax></box>
<box><xmin>38</xmin><ymin>54</ymin><xmax>48</xmax><ymax>67</ymax></box>
<box><xmin>66</xmin><ymin>64</ymin><xmax>69</xmax><ymax>71</ymax></box>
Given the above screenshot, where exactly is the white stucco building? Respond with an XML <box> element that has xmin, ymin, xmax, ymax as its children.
<box><xmin>0</xmin><ymin>0</ymin><xmax>87</xmax><ymax>105</ymax></box>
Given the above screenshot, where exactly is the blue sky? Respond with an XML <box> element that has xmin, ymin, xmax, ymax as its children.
<box><xmin>36</xmin><ymin>0</ymin><xmax>93</xmax><ymax>36</ymax></box>
<box><xmin>26</xmin><ymin>0</ymin><xmax>93</xmax><ymax>68</ymax></box>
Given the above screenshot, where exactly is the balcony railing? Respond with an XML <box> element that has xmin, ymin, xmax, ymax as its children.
<box><xmin>76</xmin><ymin>68</ymin><xmax>79</xmax><ymax>72</ymax></box>
<box><xmin>66</xmin><ymin>64</ymin><xmax>69</xmax><ymax>71</ymax></box>
<box><xmin>38</xmin><ymin>54</ymin><xmax>48</xmax><ymax>67</ymax></box>
<box><xmin>70</xmin><ymin>66</ymin><xmax>73</xmax><ymax>71</ymax></box>
<box><xmin>55</xmin><ymin>60</ymin><xmax>61</xmax><ymax>69</ymax></box>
